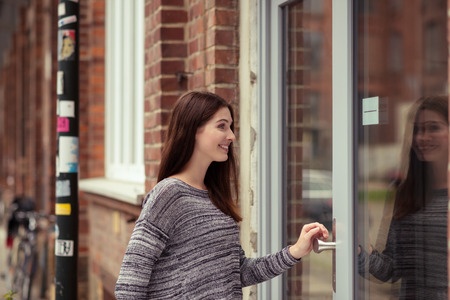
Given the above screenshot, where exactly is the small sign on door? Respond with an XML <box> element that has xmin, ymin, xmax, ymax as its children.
<box><xmin>362</xmin><ymin>96</ymin><xmax>388</xmax><ymax>126</ymax></box>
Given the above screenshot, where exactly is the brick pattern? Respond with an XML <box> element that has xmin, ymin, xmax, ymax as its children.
<box><xmin>286</xmin><ymin>4</ymin><xmax>305</xmax><ymax>296</ymax></box>
<box><xmin>144</xmin><ymin>0</ymin><xmax>240</xmax><ymax>190</ymax></box>
<box><xmin>79</xmin><ymin>0</ymin><xmax>105</xmax><ymax>179</ymax></box>
<box><xmin>144</xmin><ymin>0</ymin><xmax>188</xmax><ymax>188</ymax></box>
<box><xmin>284</xmin><ymin>3</ymin><xmax>333</xmax><ymax>297</ymax></box>
<box><xmin>0</xmin><ymin>0</ymin><xmax>57</xmax><ymax>209</ymax></box>
<box><xmin>85</xmin><ymin>192</ymin><xmax>141</xmax><ymax>298</ymax></box>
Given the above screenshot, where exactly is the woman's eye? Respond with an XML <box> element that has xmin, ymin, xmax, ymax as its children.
<box><xmin>428</xmin><ymin>124</ymin><xmax>441</xmax><ymax>132</ymax></box>
<box><xmin>218</xmin><ymin>123</ymin><xmax>226</xmax><ymax>129</ymax></box>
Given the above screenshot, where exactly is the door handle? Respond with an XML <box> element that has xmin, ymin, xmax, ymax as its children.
<box><xmin>313</xmin><ymin>239</ymin><xmax>336</xmax><ymax>253</ymax></box>
<box><xmin>312</xmin><ymin>218</ymin><xmax>336</xmax><ymax>292</ymax></box>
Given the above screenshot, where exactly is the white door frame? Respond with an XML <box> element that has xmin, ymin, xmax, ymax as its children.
<box><xmin>332</xmin><ymin>0</ymin><xmax>355</xmax><ymax>299</ymax></box>
<box><xmin>258</xmin><ymin>0</ymin><xmax>355</xmax><ymax>299</ymax></box>
<box><xmin>258</xmin><ymin>0</ymin><xmax>286</xmax><ymax>298</ymax></box>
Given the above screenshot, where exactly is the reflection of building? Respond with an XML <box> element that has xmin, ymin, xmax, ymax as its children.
<box><xmin>355</xmin><ymin>0</ymin><xmax>448</xmax><ymax>179</ymax></box>
<box><xmin>298</xmin><ymin>0</ymin><xmax>448</xmax><ymax>174</ymax></box>
<box><xmin>357</xmin><ymin>0</ymin><xmax>448</xmax><ymax>142</ymax></box>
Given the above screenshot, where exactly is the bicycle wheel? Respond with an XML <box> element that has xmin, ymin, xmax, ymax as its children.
<box><xmin>12</xmin><ymin>241</ymin><xmax>36</xmax><ymax>300</ymax></box>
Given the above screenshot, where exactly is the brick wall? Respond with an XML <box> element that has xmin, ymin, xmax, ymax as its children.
<box><xmin>144</xmin><ymin>0</ymin><xmax>240</xmax><ymax>189</ymax></box>
<box><xmin>0</xmin><ymin>0</ymin><xmax>57</xmax><ymax>211</ymax></box>
<box><xmin>79</xmin><ymin>0</ymin><xmax>105</xmax><ymax>180</ymax></box>
<box><xmin>78</xmin><ymin>0</ymin><xmax>106</xmax><ymax>298</ymax></box>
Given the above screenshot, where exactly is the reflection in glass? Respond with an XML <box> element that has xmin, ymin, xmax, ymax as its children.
<box><xmin>358</xmin><ymin>96</ymin><xmax>448</xmax><ymax>299</ymax></box>
<box><xmin>356</xmin><ymin>0</ymin><xmax>448</xmax><ymax>299</ymax></box>
<box><xmin>283</xmin><ymin>0</ymin><xmax>333</xmax><ymax>299</ymax></box>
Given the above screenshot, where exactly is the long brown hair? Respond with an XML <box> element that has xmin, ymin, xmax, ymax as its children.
<box><xmin>393</xmin><ymin>95</ymin><xmax>448</xmax><ymax>219</ymax></box>
<box><xmin>157</xmin><ymin>91</ymin><xmax>242</xmax><ymax>222</ymax></box>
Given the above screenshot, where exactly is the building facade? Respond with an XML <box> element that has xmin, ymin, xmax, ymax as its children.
<box><xmin>1</xmin><ymin>0</ymin><xmax>450</xmax><ymax>299</ymax></box>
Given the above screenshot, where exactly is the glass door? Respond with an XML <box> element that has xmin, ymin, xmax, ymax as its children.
<box><xmin>259</xmin><ymin>0</ymin><xmax>336</xmax><ymax>299</ymax></box>
<box><xmin>282</xmin><ymin>0</ymin><xmax>334</xmax><ymax>299</ymax></box>
<box><xmin>354</xmin><ymin>0</ymin><xmax>449</xmax><ymax>299</ymax></box>
<box><xmin>260</xmin><ymin>0</ymin><xmax>448</xmax><ymax>299</ymax></box>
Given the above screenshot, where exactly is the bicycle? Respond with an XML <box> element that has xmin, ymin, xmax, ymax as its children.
<box><xmin>8</xmin><ymin>210</ymin><xmax>56</xmax><ymax>300</ymax></box>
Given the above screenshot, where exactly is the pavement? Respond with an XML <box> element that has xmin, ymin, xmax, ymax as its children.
<box><xmin>0</xmin><ymin>192</ymin><xmax>45</xmax><ymax>300</ymax></box>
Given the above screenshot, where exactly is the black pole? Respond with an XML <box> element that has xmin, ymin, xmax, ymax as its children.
<box><xmin>55</xmin><ymin>1</ymin><xmax>79</xmax><ymax>299</ymax></box>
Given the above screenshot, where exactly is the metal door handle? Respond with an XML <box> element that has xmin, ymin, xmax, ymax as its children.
<box><xmin>313</xmin><ymin>218</ymin><xmax>336</xmax><ymax>292</ymax></box>
<box><xmin>313</xmin><ymin>239</ymin><xmax>336</xmax><ymax>253</ymax></box>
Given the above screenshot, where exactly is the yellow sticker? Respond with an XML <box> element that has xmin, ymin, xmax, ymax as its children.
<box><xmin>56</xmin><ymin>203</ymin><xmax>71</xmax><ymax>215</ymax></box>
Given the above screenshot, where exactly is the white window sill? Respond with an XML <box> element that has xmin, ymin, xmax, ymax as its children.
<box><xmin>79</xmin><ymin>177</ymin><xmax>145</xmax><ymax>206</ymax></box>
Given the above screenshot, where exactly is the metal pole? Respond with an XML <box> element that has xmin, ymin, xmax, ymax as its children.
<box><xmin>55</xmin><ymin>1</ymin><xmax>79</xmax><ymax>299</ymax></box>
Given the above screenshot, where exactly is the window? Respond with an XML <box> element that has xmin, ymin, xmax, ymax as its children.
<box><xmin>105</xmin><ymin>0</ymin><xmax>144</xmax><ymax>183</ymax></box>
<box><xmin>424</xmin><ymin>21</ymin><xmax>446</xmax><ymax>74</ymax></box>
<box><xmin>388</xmin><ymin>32</ymin><xmax>403</xmax><ymax>73</ymax></box>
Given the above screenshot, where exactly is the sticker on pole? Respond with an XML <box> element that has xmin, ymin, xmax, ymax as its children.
<box><xmin>58</xmin><ymin>136</ymin><xmax>78</xmax><ymax>173</ymax></box>
<box><xmin>58</xmin><ymin>29</ymin><xmax>76</xmax><ymax>61</ymax></box>
<box><xmin>58</xmin><ymin>100</ymin><xmax>75</xmax><ymax>117</ymax></box>
<box><xmin>55</xmin><ymin>239</ymin><xmax>75</xmax><ymax>257</ymax></box>
<box><xmin>55</xmin><ymin>203</ymin><xmax>71</xmax><ymax>215</ymax></box>
<box><xmin>56</xmin><ymin>180</ymin><xmax>71</xmax><ymax>197</ymax></box>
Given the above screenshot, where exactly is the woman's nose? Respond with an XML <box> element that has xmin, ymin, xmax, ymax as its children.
<box><xmin>228</xmin><ymin>130</ymin><xmax>236</xmax><ymax>141</ymax></box>
<box><xmin>416</xmin><ymin>130</ymin><xmax>431</xmax><ymax>141</ymax></box>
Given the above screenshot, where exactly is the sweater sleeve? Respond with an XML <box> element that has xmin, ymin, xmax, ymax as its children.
<box><xmin>239</xmin><ymin>246</ymin><xmax>301</xmax><ymax>287</ymax></box>
<box><xmin>115</xmin><ymin>189</ymin><xmax>173</xmax><ymax>299</ymax></box>
<box><xmin>357</xmin><ymin>220</ymin><xmax>398</xmax><ymax>283</ymax></box>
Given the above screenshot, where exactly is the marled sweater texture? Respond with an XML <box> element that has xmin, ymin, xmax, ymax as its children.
<box><xmin>115</xmin><ymin>178</ymin><xmax>300</xmax><ymax>299</ymax></box>
<box><xmin>358</xmin><ymin>189</ymin><xmax>448</xmax><ymax>299</ymax></box>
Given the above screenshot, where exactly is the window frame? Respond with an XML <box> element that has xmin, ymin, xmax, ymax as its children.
<box><xmin>105</xmin><ymin>0</ymin><xmax>145</xmax><ymax>184</ymax></box>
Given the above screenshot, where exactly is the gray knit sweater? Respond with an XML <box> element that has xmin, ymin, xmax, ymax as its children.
<box><xmin>115</xmin><ymin>178</ymin><xmax>300</xmax><ymax>299</ymax></box>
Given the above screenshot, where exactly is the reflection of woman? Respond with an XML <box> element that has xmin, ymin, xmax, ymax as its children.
<box><xmin>358</xmin><ymin>95</ymin><xmax>448</xmax><ymax>299</ymax></box>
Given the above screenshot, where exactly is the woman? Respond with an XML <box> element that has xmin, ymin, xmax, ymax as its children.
<box><xmin>358</xmin><ymin>95</ymin><xmax>448</xmax><ymax>299</ymax></box>
<box><xmin>115</xmin><ymin>91</ymin><xmax>329</xmax><ymax>299</ymax></box>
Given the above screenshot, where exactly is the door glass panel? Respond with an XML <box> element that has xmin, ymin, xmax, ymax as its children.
<box><xmin>355</xmin><ymin>0</ymin><xmax>448</xmax><ymax>299</ymax></box>
<box><xmin>282</xmin><ymin>1</ymin><xmax>333</xmax><ymax>299</ymax></box>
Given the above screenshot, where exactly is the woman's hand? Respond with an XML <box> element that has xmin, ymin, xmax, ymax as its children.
<box><xmin>289</xmin><ymin>222</ymin><xmax>329</xmax><ymax>259</ymax></box>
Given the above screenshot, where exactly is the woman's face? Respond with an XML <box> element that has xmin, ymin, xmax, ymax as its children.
<box><xmin>194</xmin><ymin>107</ymin><xmax>236</xmax><ymax>164</ymax></box>
<box><xmin>413</xmin><ymin>109</ymin><xmax>448</xmax><ymax>163</ymax></box>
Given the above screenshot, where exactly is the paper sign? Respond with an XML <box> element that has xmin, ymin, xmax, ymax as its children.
<box><xmin>55</xmin><ymin>239</ymin><xmax>74</xmax><ymax>257</ymax></box>
<box><xmin>59</xmin><ymin>101</ymin><xmax>75</xmax><ymax>117</ymax></box>
<box><xmin>59</xmin><ymin>15</ymin><xmax>77</xmax><ymax>28</ymax></box>
<box><xmin>58</xmin><ymin>3</ymin><xmax>66</xmax><ymax>16</ymax></box>
<box><xmin>56</xmin><ymin>180</ymin><xmax>71</xmax><ymax>197</ymax></box>
<box><xmin>57</xmin><ymin>117</ymin><xmax>70</xmax><ymax>132</ymax></box>
<box><xmin>362</xmin><ymin>96</ymin><xmax>388</xmax><ymax>126</ymax></box>
<box><xmin>59</xmin><ymin>136</ymin><xmax>78</xmax><ymax>173</ymax></box>
<box><xmin>56</xmin><ymin>203</ymin><xmax>71</xmax><ymax>215</ymax></box>
<box><xmin>58</xmin><ymin>30</ymin><xmax>76</xmax><ymax>61</ymax></box>
<box><xmin>57</xmin><ymin>71</ymin><xmax>64</xmax><ymax>95</ymax></box>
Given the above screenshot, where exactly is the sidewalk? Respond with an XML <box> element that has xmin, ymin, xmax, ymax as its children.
<box><xmin>0</xmin><ymin>199</ymin><xmax>48</xmax><ymax>300</ymax></box>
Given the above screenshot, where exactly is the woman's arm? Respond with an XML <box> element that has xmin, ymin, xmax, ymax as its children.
<box><xmin>239</xmin><ymin>222</ymin><xmax>329</xmax><ymax>287</ymax></box>
<box><xmin>239</xmin><ymin>246</ymin><xmax>300</xmax><ymax>287</ymax></box>
<box><xmin>358</xmin><ymin>220</ymin><xmax>398</xmax><ymax>283</ymax></box>
<box><xmin>115</xmin><ymin>188</ymin><xmax>175</xmax><ymax>299</ymax></box>
<box><xmin>114</xmin><ymin>217</ymin><xmax>168</xmax><ymax>299</ymax></box>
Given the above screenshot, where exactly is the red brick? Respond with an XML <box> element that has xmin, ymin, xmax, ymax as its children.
<box><xmin>160</xmin><ymin>9</ymin><xmax>188</xmax><ymax>23</ymax></box>
<box><xmin>160</xmin><ymin>26</ymin><xmax>185</xmax><ymax>41</ymax></box>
